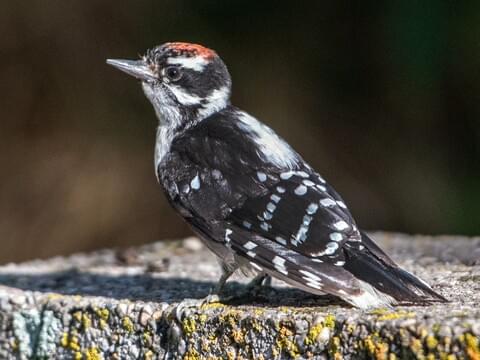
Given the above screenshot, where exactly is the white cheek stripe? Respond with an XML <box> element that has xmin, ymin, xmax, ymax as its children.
<box><xmin>168</xmin><ymin>85</ymin><xmax>203</xmax><ymax>106</ymax></box>
<box><xmin>167</xmin><ymin>56</ymin><xmax>209</xmax><ymax>71</ymax></box>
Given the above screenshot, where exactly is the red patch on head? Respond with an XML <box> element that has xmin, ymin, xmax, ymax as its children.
<box><xmin>165</xmin><ymin>42</ymin><xmax>217</xmax><ymax>59</ymax></box>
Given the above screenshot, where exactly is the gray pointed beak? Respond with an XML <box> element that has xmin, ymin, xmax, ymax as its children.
<box><xmin>106</xmin><ymin>59</ymin><xmax>156</xmax><ymax>81</ymax></box>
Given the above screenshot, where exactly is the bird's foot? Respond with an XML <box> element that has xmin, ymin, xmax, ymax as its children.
<box><xmin>174</xmin><ymin>293</ymin><xmax>233</xmax><ymax>322</ymax></box>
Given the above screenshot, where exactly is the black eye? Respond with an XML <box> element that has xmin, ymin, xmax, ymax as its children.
<box><xmin>165</xmin><ymin>66</ymin><xmax>182</xmax><ymax>81</ymax></box>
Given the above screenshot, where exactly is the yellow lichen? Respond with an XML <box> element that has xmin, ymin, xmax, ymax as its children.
<box><xmin>324</xmin><ymin>314</ymin><xmax>336</xmax><ymax>329</ymax></box>
<box><xmin>329</xmin><ymin>336</ymin><xmax>342</xmax><ymax>360</ymax></box>
<box><xmin>201</xmin><ymin>338</ymin><xmax>211</xmax><ymax>353</ymax></box>
<box><xmin>72</xmin><ymin>311</ymin><xmax>83</xmax><ymax>323</ymax></box>
<box><xmin>85</xmin><ymin>347</ymin><xmax>101</xmax><ymax>360</ymax></box>
<box><xmin>122</xmin><ymin>316</ymin><xmax>134</xmax><ymax>333</ymax></box>
<box><xmin>276</xmin><ymin>325</ymin><xmax>300</xmax><ymax>358</ymax></box>
<box><xmin>410</xmin><ymin>338</ymin><xmax>424</xmax><ymax>358</ymax></box>
<box><xmin>198</xmin><ymin>314</ymin><xmax>208</xmax><ymax>325</ymax></box>
<box><xmin>200</xmin><ymin>302</ymin><xmax>224</xmax><ymax>310</ymax></box>
<box><xmin>95</xmin><ymin>308</ymin><xmax>110</xmax><ymax>321</ymax></box>
<box><xmin>369</xmin><ymin>308</ymin><xmax>390</xmax><ymax>316</ymax></box>
<box><xmin>144</xmin><ymin>350</ymin><xmax>154</xmax><ymax>360</ymax></box>
<box><xmin>182</xmin><ymin>317</ymin><xmax>197</xmax><ymax>336</ymax></box>
<box><xmin>376</xmin><ymin>310</ymin><xmax>416</xmax><ymax>321</ymax></box>
<box><xmin>74</xmin><ymin>352</ymin><xmax>82</xmax><ymax>360</ymax></box>
<box><xmin>184</xmin><ymin>347</ymin><xmax>200</xmax><ymax>360</ymax></box>
<box><xmin>142</xmin><ymin>331</ymin><xmax>152</xmax><ymax>345</ymax></box>
<box><xmin>305</xmin><ymin>314</ymin><xmax>336</xmax><ymax>346</ymax></box>
<box><xmin>231</xmin><ymin>328</ymin><xmax>245</xmax><ymax>344</ymax></box>
<box><xmin>60</xmin><ymin>332</ymin><xmax>69</xmax><ymax>348</ymax></box>
<box><xmin>226</xmin><ymin>350</ymin><xmax>235</xmax><ymax>360</ymax></box>
<box><xmin>426</xmin><ymin>335</ymin><xmax>438</xmax><ymax>350</ymax></box>
<box><xmin>465</xmin><ymin>333</ymin><xmax>480</xmax><ymax>360</ymax></box>
<box><xmin>305</xmin><ymin>322</ymin><xmax>323</xmax><ymax>346</ymax></box>
<box><xmin>82</xmin><ymin>313</ymin><xmax>92</xmax><ymax>330</ymax></box>
<box><xmin>363</xmin><ymin>333</ymin><xmax>389</xmax><ymax>360</ymax></box>
<box><xmin>69</xmin><ymin>335</ymin><xmax>81</xmax><ymax>352</ymax></box>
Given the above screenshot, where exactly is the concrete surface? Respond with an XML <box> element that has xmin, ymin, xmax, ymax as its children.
<box><xmin>0</xmin><ymin>232</ymin><xmax>479</xmax><ymax>359</ymax></box>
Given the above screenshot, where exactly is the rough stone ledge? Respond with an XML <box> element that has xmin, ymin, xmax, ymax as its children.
<box><xmin>0</xmin><ymin>232</ymin><xmax>479</xmax><ymax>359</ymax></box>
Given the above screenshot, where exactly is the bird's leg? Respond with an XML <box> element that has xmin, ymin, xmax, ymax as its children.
<box><xmin>175</xmin><ymin>266</ymin><xmax>237</xmax><ymax>319</ymax></box>
<box><xmin>202</xmin><ymin>265</ymin><xmax>237</xmax><ymax>304</ymax></box>
<box><xmin>213</xmin><ymin>266</ymin><xmax>236</xmax><ymax>294</ymax></box>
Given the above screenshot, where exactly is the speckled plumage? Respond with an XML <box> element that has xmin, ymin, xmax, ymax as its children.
<box><xmin>107</xmin><ymin>42</ymin><xmax>447</xmax><ymax>308</ymax></box>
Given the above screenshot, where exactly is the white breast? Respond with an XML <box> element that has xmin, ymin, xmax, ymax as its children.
<box><xmin>154</xmin><ymin>125</ymin><xmax>175</xmax><ymax>181</ymax></box>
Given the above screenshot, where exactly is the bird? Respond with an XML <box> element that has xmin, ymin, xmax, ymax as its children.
<box><xmin>107</xmin><ymin>42</ymin><xmax>446</xmax><ymax>309</ymax></box>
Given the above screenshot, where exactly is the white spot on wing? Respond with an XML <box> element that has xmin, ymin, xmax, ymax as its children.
<box><xmin>334</xmin><ymin>220</ymin><xmax>349</xmax><ymax>231</ymax></box>
<box><xmin>260</xmin><ymin>222</ymin><xmax>270</xmax><ymax>231</ymax></box>
<box><xmin>316</xmin><ymin>184</ymin><xmax>327</xmax><ymax>192</ymax></box>
<box><xmin>325</xmin><ymin>242</ymin><xmax>339</xmax><ymax>255</ymax></box>
<box><xmin>225</xmin><ymin>229</ymin><xmax>232</xmax><ymax>243</ymax></box>
<box><xmin>243</xmin><ymin>241</ymin><xmax>257</xmax><ymax>250</ymax></box>
<box><xmin>329</xmin><ymin>232</ymin><xmax>343</xmax><ymax>242</ymax></box>
<box><xmin>270</xmin><ymin>194</ymin><xmax>281</xmax><ymax>203</ymax></box>
<box><xmin>257</xmin><ymin>171</ymin><xmax>267</xmax><ymax>182</ymax></box>
<box><xmin>302</xmin><ymin>179</ymin><xmax>315</xmax><ymax>187</ymax></box>
<box><xmin>276</xmin><ymin>186</ymin><xmax>286</xmax><ymax>193</ymax></box>
<box><xmin>296</xmin><ymin>171</ymin><xmax>309</xmax><ymax>178</ymax></box>
<box><xmin>306</xmin><ymin>203</ymin><xmax>319</xmax><ymax>215</ymax></box>
<box><xmin>275</xmin><ymin>236</ymin><xmax>287</xmax><ymax>245</ymax></box>
<box><xmin>336</xmin><ymin>201</ymin><xmax>347</xmax><ymax>209</ymax></box>
<box><xmin>320</xmin><ymin>198</ymin><xmax>337</xmax><ymax>207</ymax></box>
<box><xmin>243</xmin><ymin>221</ymin><xmax>252</xmax><ymax>229</ymax></box>
<box><xmin>280</xmin><ymin>171</ymin><xmax>294</xmax><ymax>180</ymax></box>
<box><xmin>250</xmin><ymin>261</ymin><xmax>263</xmax><ymax>271</ymax></box>
<box><xmin>299</xmin><ymin>270</ymin><xmax>321</xmax><ymax>281</ymax></box>
<box><xmin>294</xmin><ymin>185</ymin><xmax>307</xmax><ymax>196</ymax></box>
<box><xmin>266</xmin><ymin>202</ymin><xmax>276</xmax><ymax>213</ymax></box>
<box><xmin>190</xmin><ymin>174</ymin><xmax>201</xmax><ymax>190</ymax></box>
<box><xmin>272</xmin><ymin>256</ymin><xmax>288</xmax><ymax>275</ymax></box>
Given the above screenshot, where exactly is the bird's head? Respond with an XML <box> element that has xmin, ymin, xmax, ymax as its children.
<box><xmin>107</xmin><ymin>42</ymin><xmax>232</xmax><ymax>128</ymax></box>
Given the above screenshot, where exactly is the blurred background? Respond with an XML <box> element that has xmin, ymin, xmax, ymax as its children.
<box><xmin>0</xmin><ymin>1</ymin><xmax>479</xmax><ymax>264</ymax></box>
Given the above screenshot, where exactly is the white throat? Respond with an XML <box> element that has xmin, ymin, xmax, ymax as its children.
<box><xmin>146</xmin><ymin>83</ymin><xmax>231</xmax><ymax>180</ymax></box>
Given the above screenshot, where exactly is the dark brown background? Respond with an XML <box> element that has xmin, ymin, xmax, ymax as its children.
<box><xmin>1</xmin><ymin>1</ymin><xmax>479</xmax><ymax>263</ymax></box>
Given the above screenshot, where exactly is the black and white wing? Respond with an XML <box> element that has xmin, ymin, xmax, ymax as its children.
<box><xmin>164</xmin><ymin>108</ymin><xmax>446</xmax><ymax>308</ymax></box>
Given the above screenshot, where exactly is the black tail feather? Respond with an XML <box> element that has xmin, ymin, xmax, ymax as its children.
<box><xmin>343</xmin><ymin>233</ymin><xmax>447</xmax><ymax>304</ymax></box>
